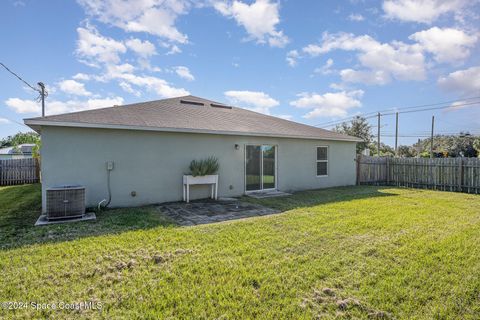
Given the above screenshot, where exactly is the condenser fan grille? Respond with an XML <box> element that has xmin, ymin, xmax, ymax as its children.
<box><xmin>46</xmin><ymin>186</ymin><xmax>85</xmax><ymax>220</ymax></box>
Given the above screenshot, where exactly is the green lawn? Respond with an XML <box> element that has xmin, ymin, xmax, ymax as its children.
<box><xmin>1</xmin><ymin>184</ymin><xmax>480</xmax><ymax>319</ymax></box>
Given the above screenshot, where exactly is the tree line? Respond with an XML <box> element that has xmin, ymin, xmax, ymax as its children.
<box><xmin>334</xmin><ymin>116</ymin><xmax>480</xmax><ymax>158</ymax></box>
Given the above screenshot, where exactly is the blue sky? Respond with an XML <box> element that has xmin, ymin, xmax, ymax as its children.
<box><xmin>1</xmin><ymin>0</ymin><xmax>479</xmax><ymax>146</ymax></box>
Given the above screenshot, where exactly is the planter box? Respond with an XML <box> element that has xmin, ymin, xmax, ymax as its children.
<box><xmin>183</xmin><ymin>174</ymin><xmax>218</xmax><ymax>185</ymax></box>
<box><xmin>183</xmin><ymin>174</ymin><xmax>218</xmax><ymax>202</ymax></box>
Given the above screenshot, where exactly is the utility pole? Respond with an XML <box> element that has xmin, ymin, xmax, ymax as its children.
<box><xmin>377</xmin><ymin>112</ymin><xmax>381</xmax><ymax>156</ymax></box>
<box><xmin>38</xmin><ymin>82</ymin><xmax>46</xmax><ymax>117</ymax></box>
<box><xmin>395</xmin><ymin>112</ymin><xmax>399</xmax><ymax>157</ymax></box>
<box><xmin>430</xmin><ymin>115</ymin><xmax>435</xmax><ymax>158</ymax></box>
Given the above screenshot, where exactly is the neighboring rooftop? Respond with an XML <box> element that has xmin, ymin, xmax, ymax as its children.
<box><xmin>0</xmin><ymin>143</ymin><xmax>35</xmax><ymax>155</ymax></box>
<box><xmin>24</xmin><ymin>95</ymin><xmax>361</xmax><ymax>142</ymax></box>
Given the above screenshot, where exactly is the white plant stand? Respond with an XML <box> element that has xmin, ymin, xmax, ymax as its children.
<box><xmin>183</xmin><ymin>174</ymin><xmax>218</xmax><ymax>203</ymax></box>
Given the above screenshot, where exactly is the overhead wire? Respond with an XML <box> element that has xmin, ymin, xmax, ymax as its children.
<box><xmin>316</xmin><ymin>96</ymin><xmax>480</xmax><ymax>128</ymax></box>
<box><xmin>0</xmin><ymin>62</ymin><xmax>47</xmax><ymax>102</ymax></box>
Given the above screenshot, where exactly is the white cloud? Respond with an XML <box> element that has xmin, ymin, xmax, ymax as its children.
<box><xmin>329</xmin><ymin>82</ymin><xmax>348</xmax><ymax>91</ymax></box>
<box><xmin>73</xmin><ymin>22</ymin><xmax>187</xmax><ymax>98</ymax></box>
<box><xmin>409</xmin><ymin>27</ymin><xmax>478</xmax><ymax>64</ymax></box>
<box><xmin>290</xmin><ymin>90</ymin><xmax>364</xmax><ymax>118</ymax></box>
<box><xmin>444</xmin><ymin>100</ymin><xmax>480</xmax><ymax>112</ymax></box>
<box><xmin>314</xmin><ymin>58</ymin><xmax>334</xmax><ymax>75</ymax></box>
<box><xmin>348</xmin><ymin>13</ymin><xmax>365</xmax><ymax>21</ymax></box>
<box><xmin>76</xmin><ymin>26</ymin><xmax>161</xmax><ymax>69</ymax></box>
<box><xmin>76</xmin><ymin>24</ymin><xmax>127</xmax><ymax>66</ymax></box>
<box><xmin>118</xmin><ymin>81</ymin><xmax>141</xmax><ymax>97</ymax></box>
<box><xmin>382</xmin><ymin>0</ymin><xmax>470</xmax><ymax>23</ymax></box>
<box><xmin>438</xmin><ymin>66</ymin><xmax>480</xmax><ymax>95</ymax></box>
<box><xmin>286</xmin><ymin>50</ymin><xmax>299</xmax><ymax>67</ymax></box>
<box><xmin>58</xmin><ymin>79</ymin><xmax>92</xmax><ymax>96</ymax></box>
<box><xmin>303</xmin><ymin>32</ymin><xmax>426</xmax><ymax>84</ymax></box>
<box><xmin>174</xmin><ymin>66</ymin><xmax>195</xmax><ymax>81</ymax></box>
<box><xmin>5</xmin><ymin>98</ymin><xmax>39</xmax><ymax>113</ymax></box>
<box><xmin>72</xmin><ymin>73</ymin><xmax>91</xmax><ymax>81</ymax></box>
<box><xmin>340</xmin><ymin>69</ymin><xmax>391</xmax><ymax>85</ymax></box>
<box><xmin>125</xmin><ymin>38</ymin><xmax>157</xmax><ymax>57</ymax></box>
<box><xmin>161</xmin><ymin>42</ymin><xmax>182</xmax><ymax>55</ymax></box>
<box><xmin>105</xmin><ymin>63</ymin><xmax>136</xmax><ymax>76</ymax></box>
<box><xmin>77</xmin><ymin>0</ymin><xmax>190</xmax><ymax>43</ymax></box>
<box><xmin>111</xmin><ymin>72</ymin><xmax>189</xmax><ymax>98</ymax></box>
<box><xmin>213</xmin><ymin>0</ymin><xmax>289</xmax><ymax>47</ymax></box>
<box><xmin>224</xmin><ymin>90</ymin><xmax>279</xmax><ymax>114</ymax></box>
<box><xmin>301</xmin><ymin>28</ymin><xmax>478</xmax><ymax>85</ymax></box>
<box><xmin>74</xmin><ymin>43</ymin><xmax>188</xmax><ymax>98</ymax></box>
<box><xmin>0</xmin><ymin>117</ymin><xmax>10</xmax><ymax>124</ymax></box>
<box><xmin>125</xmin><ymin>38</ymin><xmax>158</xmax><ymax>70</ymax></box>
<box><xmin>303</xmin><ymin>33</ymin><xmax>380</xmax><ymax>56</ymax></box>
<box><xmin>6</xmin><ymin>97</ymin><xmax>124</xmax><ymax>115</ymax></box>
<box><xmin>13</xmin><ymin>1</ymin><xmax>26</xmax><ymax>7</ymax></box>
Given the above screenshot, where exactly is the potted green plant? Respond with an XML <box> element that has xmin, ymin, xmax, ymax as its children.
<box><xmin>183</xmin><ymin>157</ymin><xmax>220</xmax><ymax>202</ymax></box>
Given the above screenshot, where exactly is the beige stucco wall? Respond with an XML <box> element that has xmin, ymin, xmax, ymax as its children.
<box><xmin>40</xmin><ymin>126</ymin><xmax>357</xmax><ymax>212</ymax></box>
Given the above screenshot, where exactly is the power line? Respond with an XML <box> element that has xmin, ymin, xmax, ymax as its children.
<box><xmin>320</xmin><ymin>100</ymin><xmax>480</xmax><ymax>128</ymax></box>
<box><xmin>316</xmin><ymin>96</ymin><xmax>480</xmax><ymax>127</ymax></box>
<box><xmin>0</xmin><ymin>62</ymin><xmax>48</xmax><ymax>116</ymax></box>
<box><xmin>374</xmin><ymin>134</ymin><xmax>480</xmax><ymax>138</ymax></box>
<box><xmin>381</xmin><ymin>101</ymin><xmax>480</xmax><ymax>116</ymax></box>
<box><xmin>381</xmin><ymin>130</ymin><xmax>480</xmax><ymax>134</ymax></box>
<box><xmin>0</xmin><ymin>62</ymin><xmax>40</xmax><ymax>94</ymax></box>
<box><xmin>0</xmin><ymin>113</ymin><xmax>31</xmax><ymax>129</ymax></box>
<box><xmin>316</xmin><ymin>96</ymin><xmax>480</xmax><ymax>128</ymax></box>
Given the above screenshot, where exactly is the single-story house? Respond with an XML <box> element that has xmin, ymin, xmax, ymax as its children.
<box><xmin>0</xmin><ymin>143</ymin><xmax>35</xmax><ymax>160</ymax></box>
<box><xmin>25</xmin><ymin>95</ymin><xmax>361</xmax><ymax>212</ymax></box>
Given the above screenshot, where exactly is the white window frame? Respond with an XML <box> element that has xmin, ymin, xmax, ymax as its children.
<box><xmin>316</xmin><ymin>146</ymin><xmax>329</xmax><ymax>177</ymax></box>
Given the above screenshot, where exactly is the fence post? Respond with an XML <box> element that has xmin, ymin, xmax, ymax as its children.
<box><xmin>356</xmin><ymin>154</ymin><xmax>362</xmax><ymax>185</ymax></box>
<box><xmin>458</xmin><ymin>158</ymin><xmax>464</xmax><ymax>192</ymax></box>
<box><xmin>386</xmin><ymin>157</ymin><xmax>390</xmax><ymax>185</ymax></box>
<box><xmin>35</xmin><ymin>158</ymin><xmax>40</xmax><ymax>183</ymax></box>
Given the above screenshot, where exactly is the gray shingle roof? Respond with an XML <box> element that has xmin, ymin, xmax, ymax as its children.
<box><xmin>24</xmin><ymin>95</ymin><xmax>361</xmax><ymax>142</ymax></box>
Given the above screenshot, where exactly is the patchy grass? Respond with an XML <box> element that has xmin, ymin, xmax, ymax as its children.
<box><xmin>0</xmin><ymin>184</ymin><xmax>174</xmax><ymax>250</ymax></box>
<box><xmin>0</xmin><ymin>184</ymin><xmax>479</xmax><ymax>319</ymax></box>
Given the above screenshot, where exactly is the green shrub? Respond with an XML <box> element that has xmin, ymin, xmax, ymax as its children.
<box><xmin>189</xmin><ymin>156</ymin><xmax>219</xmax><ymax>176</ymax></box>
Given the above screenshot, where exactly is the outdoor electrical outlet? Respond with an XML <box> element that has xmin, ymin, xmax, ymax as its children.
<box><xmin>106</xmin><ymin>161</ymin><xmax>114</xmax><ymax>171</ymax></box>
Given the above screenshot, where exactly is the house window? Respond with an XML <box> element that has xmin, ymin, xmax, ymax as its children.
<box><xmin>316</xmin><ymin>146</ymin><xmax>328</xmax><ymax>176</ymax></box>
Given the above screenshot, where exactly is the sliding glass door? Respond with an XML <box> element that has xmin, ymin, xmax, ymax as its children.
<box><xmin>246</xmin><ymin>145</ymin><xmax>261</xmax><ymax>191</ymax></box>
<box><xmin>245</xmin><ymin>145</ymin><xmax>276</xmax><ymax>191</ymax></box>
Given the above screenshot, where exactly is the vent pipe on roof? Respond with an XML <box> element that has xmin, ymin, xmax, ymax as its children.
<box><xmin>180</xmin><ymin>99</ymin><xmax>204</xmax><ymax>106</ymax></box>
<box><xmin>210</xmin><ymin>103</ymin><xmax>232</xmax><ymax>109</ymax></box>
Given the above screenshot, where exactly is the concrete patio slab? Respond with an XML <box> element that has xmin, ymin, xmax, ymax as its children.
<box><xmin>35</xmin><ymin>212</ymin><xmax>96</xmax><ymax>226</ymax></box>
<box><xmin>157</xmin><ymin>199</ymin><xmax>280</xmax><ymax>226</ymax></box>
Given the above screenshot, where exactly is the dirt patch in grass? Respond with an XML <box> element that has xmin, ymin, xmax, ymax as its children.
<box><xmin>301</xmin><ymin>287</ymin><xmax>392</xmax><ymax>319</ymax></box>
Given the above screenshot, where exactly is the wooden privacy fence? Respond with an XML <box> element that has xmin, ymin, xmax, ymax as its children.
<box><xmin>0</xmin><ymin>158</ymin><xmax>40</xmax><ymax>186</ymax></box>
<box><xmin>357</xmin><ymin>155</ymin><xmax>480</xmax><ymax>194</ymax></box>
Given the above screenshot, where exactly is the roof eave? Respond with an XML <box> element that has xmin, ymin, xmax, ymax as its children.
<box><xmin>24</xmin><ymin>119</ymin><xmax>362</xmax><ymax>142</ymax></box>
